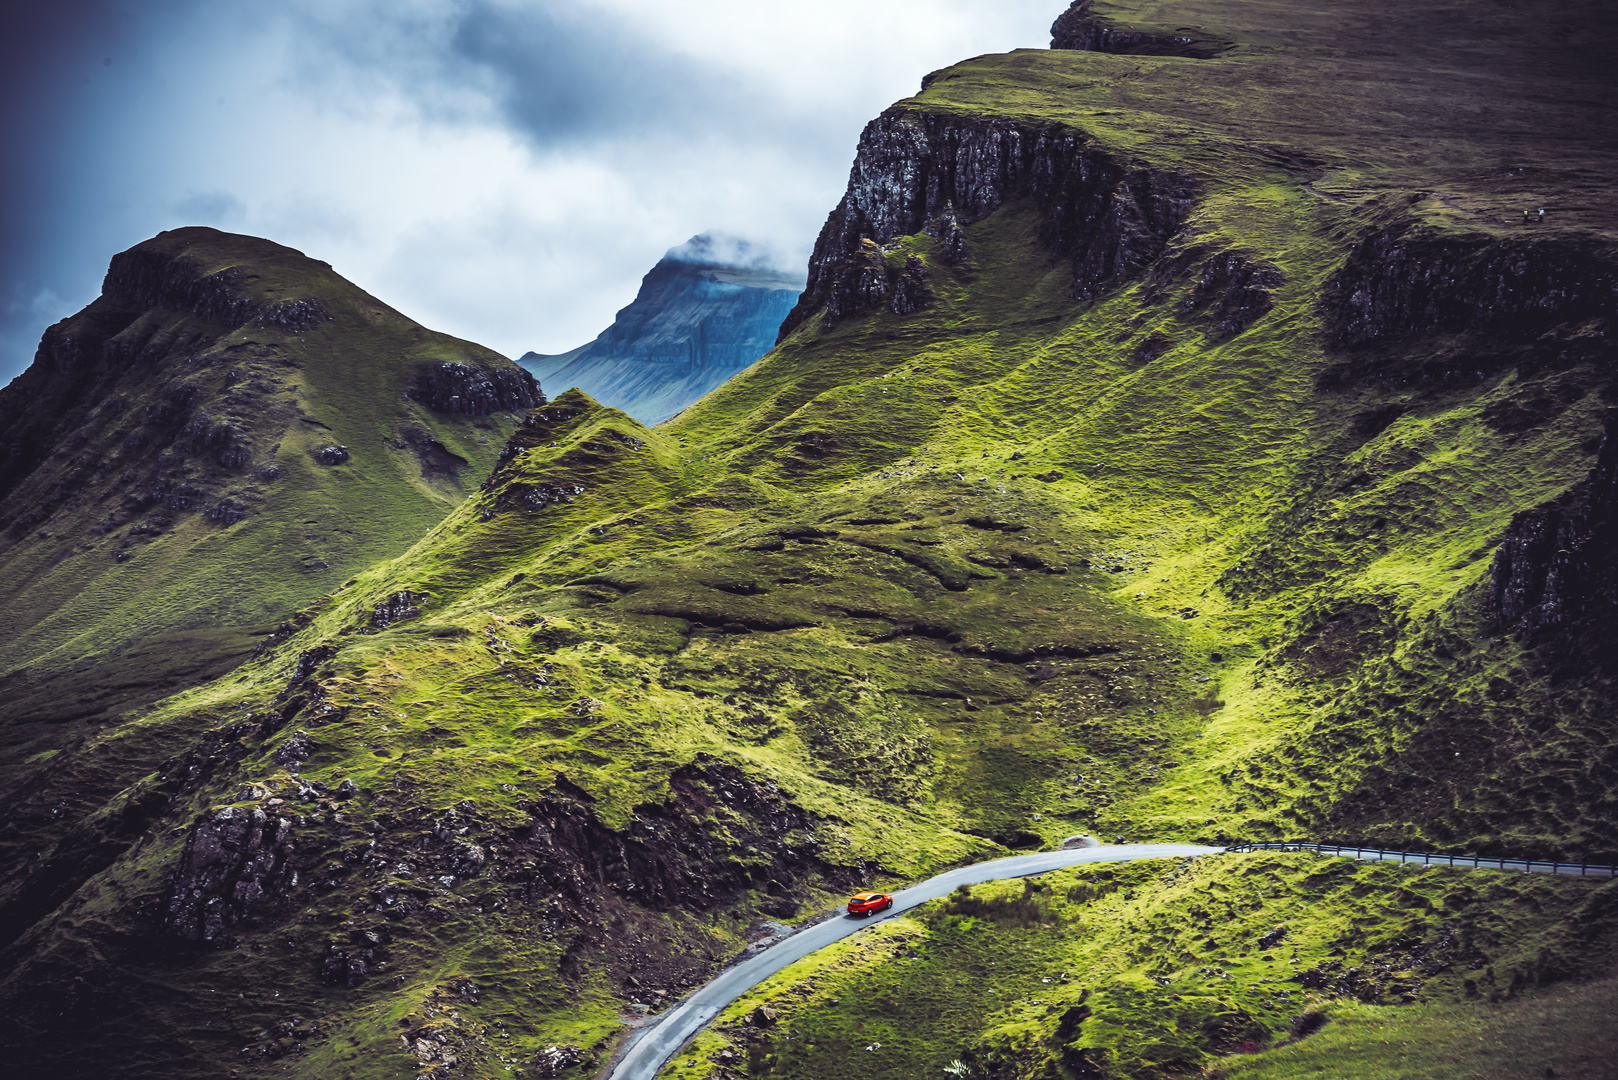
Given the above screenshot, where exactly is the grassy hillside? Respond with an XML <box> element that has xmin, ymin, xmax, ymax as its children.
<box><xmin>1</xmin><ymin>1</ymin><xmax>1616</xmax><ymax>1078</ymax></box>
<box><xmin>0</xmin><ymin>227</ymin><xmax>541</xmax><ymax>789</ymax></box>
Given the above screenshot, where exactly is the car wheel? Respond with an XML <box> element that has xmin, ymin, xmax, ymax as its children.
<box><xmin>883</xmin><ymin>898</ymin><xmax>893</xmax><ymax>911</ymax></box>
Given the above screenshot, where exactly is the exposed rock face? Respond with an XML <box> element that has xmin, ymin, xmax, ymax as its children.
<box><xmin>823</xmin><ymin>242</ymin><xmax>935</xmax><ymax>324</ymax></box>
<box><xmin>519</xmin><ymin>235</ymin><xmax>803</xmax><ymax>425</ymax></box>
<box><xmin>1490</xmin><ymin>409</ymin><xmax>1618</xmax><ymax>645</ymax></box>
<box><xmin>100</xmin><ymin>245</ymin><xmax>333</xmax><ymax>335</ymax></box>
<box><xmin>407</xmin><ymin>361</ymin><xmax>543</xmax><ymax>416</ymax></box>
<box><xmin>163</xmin><ymin>804</ymin><xmax>297</xmax><ymax>943</ymax></box>
<box><xmin>1323</xmin><ymin>227</ymin><xmax>1618</xmax><ymax>348</ymax></box>
<box><xmin>1050</xmin><ymin>0</ymin><xmax>1233</xmax><ymax>57</ymax></box>
<box><xmin>926</xmin><ymin>201</ymin><xmax>972</xmax><ymax>265</ymax></box>
<box><xmin>1177</xmin><ymin>249</ymin><xmax>1285</xmax><ymax>341</ymax></box>
<box><xmin>505</xmin><ymin>761</ymin><xmax>850</xmax><ymax>910</ymax></box>
<box><xmin>371</xmin><ymin>589</ymin><xmax>429</xmax><ymax>629</ymax></box>
<box><xmin>530</xmin><ymin>1045</ymin><xmax>585</xmax><ymax>1078</ymax></box>
<box><xmin>778</xmin><ymin>109</ymin><xmax>1196</xmax><ymax>339</ymax></box>
<box><xmin>271</xmin><ymin>729</ymin><xmax>314</xmax><ymax>768</ymax></box>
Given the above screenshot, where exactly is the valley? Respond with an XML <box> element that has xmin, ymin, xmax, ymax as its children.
<box><xmin>1</xmin><ymin>1</ymin><xmax>1616</xmax><ymax>1079</ymax></box>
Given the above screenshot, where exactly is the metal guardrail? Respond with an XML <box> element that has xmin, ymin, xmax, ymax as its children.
<box><xmin>1224</xmin><ymin>841</ymin><xmax>1618</xmax><ymax>879</ymax></box>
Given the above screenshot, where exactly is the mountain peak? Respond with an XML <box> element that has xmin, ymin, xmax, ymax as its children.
<box><xmin>664</xmin><ymin>232</ymin><xmax>800</xmax><ymax>275</ymax></box>
<box><xmin>0</xmin><ymin>227</ymin><xmax>541</xmax><ymax>676</ymax></box>
<box><xmin>519</xmin><ymin>233</ymin><xmax>803</xmax><ymax>424</ymax></box>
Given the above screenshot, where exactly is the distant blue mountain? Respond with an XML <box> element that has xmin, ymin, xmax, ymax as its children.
<box><xmin>519</xmin><ymin>234</ymin><xmax>804</xmax><ymax>425</ymax></box>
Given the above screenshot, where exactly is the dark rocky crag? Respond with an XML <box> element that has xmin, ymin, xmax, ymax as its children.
<box><xmin>777</xmin><ymin>109</ymin><xmax>1196</xmax><ymax>339</ymax></box>
<box><xmin>1049</xmin><ymin>0</ymin><xmax>1234</xmax><ymax>57</ymax></box>
<box><xmin>1324</xmin><ymin>225</ymin><xmax>1618</xmax><ymax>350</ymax></box>
<box><xmin>1491</xmin><ymin>409</ymin><xmax>1618</xmax><ymax>653</ymax></box>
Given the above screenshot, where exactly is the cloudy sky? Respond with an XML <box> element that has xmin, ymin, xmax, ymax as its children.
<box><xmin>0</xmin><ymin>0</ymin><xmax>1060</xmax><ymax>384</ymax></box>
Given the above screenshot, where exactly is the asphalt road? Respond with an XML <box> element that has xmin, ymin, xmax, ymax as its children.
<box><xmin>606</xmin><ymin>842</ymin><xmax>1221</xmax><ymax>1080</ymax></box>
<box><xmin>1246</xmin><ymin>843</ymin><xmax>1618</xmax><ymax>879</ymax></box>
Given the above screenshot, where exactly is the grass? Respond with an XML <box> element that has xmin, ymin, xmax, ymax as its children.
<box><xmin>2</xmin><ymin>1</ymin><xmax>1618</xmax><ymax>1077</ymax></box>
<box><xmin>1211</xmin><ymin>979</ymin><xmax>1618</xmax><ymax>1080</ymax></box>
<box><xmin>667</xmin><ymin>853</ymin><xmax>1618</xmax><ymax>1080</ymax></box>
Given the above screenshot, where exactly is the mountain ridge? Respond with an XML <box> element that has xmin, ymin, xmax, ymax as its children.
<box><xmin>1</xmin><ymin>1</ymin><xmax>1617</xmax><ymax>1078</ymax></box>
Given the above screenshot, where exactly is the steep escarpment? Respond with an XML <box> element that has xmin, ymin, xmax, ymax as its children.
<box><xmin>1049</xmin><ymin>0</ymin><xmax>1234</xmax><ymax>57</ymax></box>
<box><xmin>778</xmin><ymin>109</ymin><xmax>1195</xmax><ymax>338</ymax></box>
<box><xmin>1490</xmin><ymin>409</ymin><xmax>1618</xmax><ymax>651</ymax></box>
<box><xmin>1324</xmin><ymin>225</ymin><xmax>1618</xmax><ymax>350</ymax></box>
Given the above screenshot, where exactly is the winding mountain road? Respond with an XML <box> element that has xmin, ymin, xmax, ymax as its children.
<box><xmin>605</xmin><ymin>838</ymin><xmax>1618</xmax><ymax>1080</ymax></box>
<box><xmin>606</xmin><ymin>842</ymin><xmax>1219</xmax><ymax>1080</ymax></box>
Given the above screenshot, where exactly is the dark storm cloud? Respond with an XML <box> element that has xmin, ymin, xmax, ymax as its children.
<box><xmin>449</xmin><ymin>2</ymin><xmax>726</xmax><ymax>144</ymax></box>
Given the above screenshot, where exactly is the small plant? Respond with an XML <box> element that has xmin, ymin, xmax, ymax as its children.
<box><xmin>1066</xmin><ymin>877</ymin><xmax>1118</xmax><ymax>904</ymax></box>
<box><xmin>944</xmin><ymin>1059</ymin><xmax>973</xmax><ymax>1077</ymax></box>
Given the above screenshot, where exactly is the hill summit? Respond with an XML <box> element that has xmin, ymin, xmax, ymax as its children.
<box><xmin>0</xmin><ymin>226</ymin><xmax>541</xmax><ymax>779</ymax></box>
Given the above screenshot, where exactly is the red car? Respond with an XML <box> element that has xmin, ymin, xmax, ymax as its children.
<box><xmin>847</xmin><ymin>891</ymin><xmax>894</xmax><ymax>916</ymax></box>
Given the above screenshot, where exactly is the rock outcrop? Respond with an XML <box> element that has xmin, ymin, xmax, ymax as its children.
<box><xmin>407</xmin><ymin>361</ymin><xmax>543</xmax><ymax>416</ymax></box>
<box><xmin>163</xmin><ymin>804</ymin><xmax>297</xmax><ymax>943</ymax></box>
<box><xmin>1049</xmin><ymin>0</ymin><xmax>1234</xmax><ymax>57</ymax></box>
<box><xmin>100</xmin><ymin>243</ymin><xmax>333</xmax><ymax>336</ymax></box>
<box><xmin>778</xmin><ymin>108</ymin><xmax>1196</xmax><ymax>339</ymax></box>
<box><xmin>1491</xmin><ymin>409</ymin><xmax>1618</xmax><ymax>646</ymax></box>
<box><xmin>504</xmin><ymin>760</ymin><xmax>851</xmax><ymax>911</ymax></box>
<box><xmin>1323</xmin><ymin>226</ymin><xmax>1618</xmax><ymax>348</ymax></box>
<box><xmin>1142</xmin><ymin>244</ymin><xmax>1285</xmax><ymax>341</ymax></box>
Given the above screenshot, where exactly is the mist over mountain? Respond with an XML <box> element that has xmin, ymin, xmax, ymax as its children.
<box><xmin>519</xmin><ymin>234</ymin><xmax>803</xmax><ymax>424</ymax></box>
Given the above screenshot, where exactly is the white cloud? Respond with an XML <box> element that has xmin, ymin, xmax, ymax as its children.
<box><xmin>4</xmin><ymin>0</ymin><xmax>1060</xmax><ymax>375</ymax></box>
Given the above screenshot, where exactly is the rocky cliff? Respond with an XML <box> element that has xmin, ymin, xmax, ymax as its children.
<box><xmin>1049</xmin><ymin>0</ymin><xmax>1234</xmax><ymax>57</ymax></box>
<box><xmin>3</xmin><ymin>2</ymin><xmax>1618</xmax><ymax>1079</ymax></box>
<box><xmin>519</xmin><ymin>235</ymin><xmax>801</xmax><ymax>425</ymax></box>
<box><xmin>777</xmin><ymin>109</ymin><xmax>1196</xmax><ymax>339</ymax></box>
<box><xmin>1491</xmin><ymin>409</ymin><xmax>1618</xmax><ymax>652</ymax></box>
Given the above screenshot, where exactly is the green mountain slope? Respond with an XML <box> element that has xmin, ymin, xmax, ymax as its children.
<box><xmin>0</xmin><ymin>226</ymin><xmax>542</xmax><ymax>787</ymax></box>
<box><xmin>2</xmin><ymin>2</ymin><xmax>1617</xmax><ymax>1078</ymax></box>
